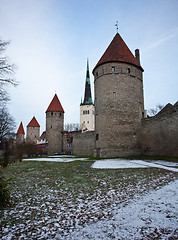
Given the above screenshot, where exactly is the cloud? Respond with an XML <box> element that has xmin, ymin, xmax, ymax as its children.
<box><xmin>143</xmin><ymin>27</ymin><xmax>178</xmax><ymax>53</ymax></box>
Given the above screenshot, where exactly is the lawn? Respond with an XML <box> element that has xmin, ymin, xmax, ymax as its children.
<box><xmin>1</xmin><ymin>158</ymin><xmax>177</xmax><ymax>239</ymax></box>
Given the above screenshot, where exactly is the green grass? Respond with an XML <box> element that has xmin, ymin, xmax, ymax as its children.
<box><xmin>1</xmin><ymin>159</ymin><xmax>178</xmax><ymax>239</ymax></box>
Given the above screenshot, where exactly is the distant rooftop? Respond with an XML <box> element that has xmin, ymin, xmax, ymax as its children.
<box><xmin>17</xmin><ymin>122</ymin><xmax>25</xmax><ymax>135</ymax></box>
<box><xmin>27</xmin><ymin>116</ymin><xmax>40</xmax><ymax>127</ymax></box>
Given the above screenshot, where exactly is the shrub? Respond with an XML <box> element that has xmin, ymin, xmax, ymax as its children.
<box><xmin>0</xmin><ymin>173</ymin><xmax>11</xmax><ymax>208</ymax></box>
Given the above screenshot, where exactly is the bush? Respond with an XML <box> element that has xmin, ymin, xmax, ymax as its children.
<box><xmin>0</xmin><ymin>172</ymin><xmax>11</xmax><ymax>208</ymax></box>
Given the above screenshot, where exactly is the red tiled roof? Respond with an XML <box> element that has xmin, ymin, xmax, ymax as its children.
<box><xmin>46</xmin><ymin>94</ymin><xmax>65</xmax><ymax>113</ymax></box>
<box><xmin>17</xmin><ymin>122</ymin><xmax>25</xmax><ymax>135</ymax></box>
<box><xmin>27</xmin><ymin>116</ymin><xmax>40</xmax><ymax>127</ymax></box>
<box><xmin>93</xmin><ymin>33</ymin><xmax>143</xmax><ymax>72</ymax></box>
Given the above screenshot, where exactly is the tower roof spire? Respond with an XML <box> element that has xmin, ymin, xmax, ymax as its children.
<box><xmin>17</xmin><ymin>122</ymin><xmax>25</xmax><ymax>135</ymax></box>
<box><xmin>46</xmin><ymin>94</ymin><xmax>64</xmax><ymax>113</ymax></box>
<box><xmin>93</xmin><ymin>33</ymin><xmax>143</xmax><ymax>73</ymax></box>
<box><xmin>81</xmin><ymin>59</ymin><xmax>93</xmax><ymax>105</ymax></box>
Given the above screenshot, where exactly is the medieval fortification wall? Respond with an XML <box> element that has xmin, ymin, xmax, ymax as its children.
<box><xmin>72</xmin><ymin>131</ymin><xmax>95</xmax><ymax>156</ymax></box>
<box><xmin>141</xmin><ymin>102</ymin><xmax>178</xmax><ymax>157</ymax></box>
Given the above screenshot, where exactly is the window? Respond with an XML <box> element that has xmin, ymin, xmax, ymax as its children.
<box><xmin>113</xmin><ymin>92</ymin><xmax>116</xmax><ymax>99</ymax></box>
<box><xmin>83</xmin><ymin>110</ymin><xmax>89</xmax><ymax>115</ymax></box>
<box><xmin>51</xmin><ymin>126</ymin><xmax>52</xmax><ymax>129</ymax></box>
<box><xmin>60</xmin><ymin>112</ymin><xmax>62</xmax><ymax>116</ymax></box>
<box><xmin>96</xmin><ymin>72</ymin><xmax>98</xmax><ymax>77</ymax></box>
<box><xmin>96</xmin><ymin>134</ymin><xmax>99</xmax><ymax>140</ymax></box>
<box><xmin>112</xmin><ymin>66</ymin><xmax>115</xmax><ymax>72</ymax></box>
<box><xmin>87</xmin><ymin>121</ymin><xmax>89</xmax><ymax>124</ymax></box>
<box><xmin>127</xmin><ymin>68</ymin><xmax>130</xmax><ymax>74</ymax></box>
<box><xmin>51</xmin><ymin>112</ymin><xmax>53</xmax><ymax>115</ymax></box>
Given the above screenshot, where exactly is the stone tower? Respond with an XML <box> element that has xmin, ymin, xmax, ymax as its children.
<box><xmin>16</xmin><ymin>122</ymin><xmax>25</xmax><ymax>144</ymax></box>
<box><xmin>80</xmin><ymin>59</ymin><xmax>95</xmax><ymax>131</ymax></box>
<box><xmin>93</xmin><ymin>33</ymin><xmax>145</xmax><ymax>157</ymax></box>
<box><xmin>26</xmin><ymin>116</ymin><xmax>40</xmax><ymax>143</ymax></box>
<box><xmin>46</xmin><ymin>94</ymin><xmax>64</xmax><ymax>155</ymax></box>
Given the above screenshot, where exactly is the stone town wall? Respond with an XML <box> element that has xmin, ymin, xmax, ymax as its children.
<box><xmin>72</xmin><ymin>131</ymin><xmax>95</xmax><ymax>156</ymax></box>
<box><xmin>93</xmin><ymin>62</ymin><xmax>144</xmax><ymax>157</ymax></box>
<box><xmin>141</xmin><ymin>102</ymin><xmax>178</xmax><ymax>157</ymax></box>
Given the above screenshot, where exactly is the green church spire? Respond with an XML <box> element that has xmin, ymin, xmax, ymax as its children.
<box><xmin>81</xmin><ymin>58</ymin><xmax>93</xmax><ymax>105</ymax></box>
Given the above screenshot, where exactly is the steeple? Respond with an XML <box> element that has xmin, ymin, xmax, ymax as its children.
<box><xmin>81</xmin><ymin>59</ymin><xmax>93</xmax><ymax>105</ymax></box>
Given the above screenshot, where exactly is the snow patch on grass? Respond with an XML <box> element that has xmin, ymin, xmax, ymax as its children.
<box><xmin>92</xmin><ymin>159</ymin><xmax>178</xmax><ymax>172</ymax></box>
<box><xmin>63</xmin><ymin>179</ymin><xmax>178</xmax><ymax>239</ymax></box>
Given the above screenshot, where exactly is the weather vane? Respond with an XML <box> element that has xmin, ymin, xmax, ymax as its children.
<box><xmin>115</xmin><ymin>21</ymin><xmax>118</xmax><ymax>33</ymax></box>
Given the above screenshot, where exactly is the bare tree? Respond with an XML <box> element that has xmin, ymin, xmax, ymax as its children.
<box><xmin>0</xmin><ymin>106</ymin><xmax>16</xmax><ymax>142</ymax></box>
<box><xmin>0</xmin><ymin>39</ymin><xmax>18</xmax><ymax>103</ymax></box>
<box><xmin>64</xmin><ymin>123</ymin><xmax>80</xmax><ymax>132</ymax></box>
<box><xmin>0</xmin><ymin>106</ymin><xmax>16</xmax><ymax>167</ymax></box>
<box><xmin>148</xmin><ymin>104</ymin><xmax>164</xmax><ymax>116</ymax></box>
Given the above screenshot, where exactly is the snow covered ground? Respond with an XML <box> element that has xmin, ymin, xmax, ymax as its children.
<box><xmin>1</xmin><ymin>157</ymin><xmax>178</xmax><ymax>239</ymax></box>
<box><xmin>92</xmin><ymin>159</ymin><xmax>178</xmax><ymax>172</ymax></box>
<box><xmin>61</xmin><ymin>179</ymin><xmax>178</xmax><ymax>239</ymax></box>
<box><xmin>23</xmin><ymin>157</ymin><xmax>88</xmax><ymax>163</ymax></box>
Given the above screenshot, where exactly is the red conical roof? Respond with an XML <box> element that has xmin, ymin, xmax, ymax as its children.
<box><xmin>46</xmin><ymin>94</ymin><xmax>65</xmax><ymax>113</ymax></box>
<box><xmin>17</xmin><ymin>122</ymin><xmax>25</xmax><ymax>135</ymax></box>
<box><xmin>27</xmin><ymin>116</ymin><xmax>40</xmax><ymax>127</ymax></box>
<box><xmin>93</xmin><ymin>33</ymin><xmax>143</xmax><ymax>72</ymax></box>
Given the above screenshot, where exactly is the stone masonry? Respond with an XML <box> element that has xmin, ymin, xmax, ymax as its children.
<box><xmin>141</xmin><ymin>102</ymin><xmax>178</xmax><ymax>157</ymax></box>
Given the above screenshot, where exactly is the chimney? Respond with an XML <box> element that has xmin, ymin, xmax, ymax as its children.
<box><xmin>135</xmin><ymin>49</ymin><xmax>140</xmax><ymax>64</ymax></box>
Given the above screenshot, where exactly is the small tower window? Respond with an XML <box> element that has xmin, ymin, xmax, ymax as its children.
<box><xmin>112</xmin><ymin>66</ymin><xmax>115</xmax><ymax>72</ymax></box>
<box><xmin>113</xmin><ymin>92</ymin><xmax>116</xmax><ymax>99</ymax></box>
<box><xmin>51</xmin><ymin>112</ymin><xmax>53</xmax><ymax>115</ymax></box>
<box><xmin>88</xmin><ymin>110</ymin><xmax>89</xmax><ymax>114</ymax></box>
<box><xmin>96</xmin><ymin>72</ymin><xmax>98</xmax><ymax>77</ymax></box>
<box><xmin>127</xmin><ymin>68</ymin><xmax>130</xmax><ymax>74</ymax></box>
<box><xmin>96</xmin><ymin>134</ymin><xmax>99</xmax><ymax>140</ymax></box>
<box><xmin>60</xmin><ymin>112</ymin><xmax>62</xmax><ymax>116</ymax></box>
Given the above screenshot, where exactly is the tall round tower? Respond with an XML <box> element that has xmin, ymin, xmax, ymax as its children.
<box><xmin>46</xmin><ymin>94</ymin><xmax>64</xmax><ymax>155</ymax></box>
<box><xmin>93</xmin><ymin>33</ymin><xmax>144</xmax><ymax>157</ymax></box>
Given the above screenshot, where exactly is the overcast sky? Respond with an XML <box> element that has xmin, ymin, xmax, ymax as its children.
<box><xmin>0</xmin><ymin>0</ymin><xmax>178</xmax><ymax>135</ymax></box>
